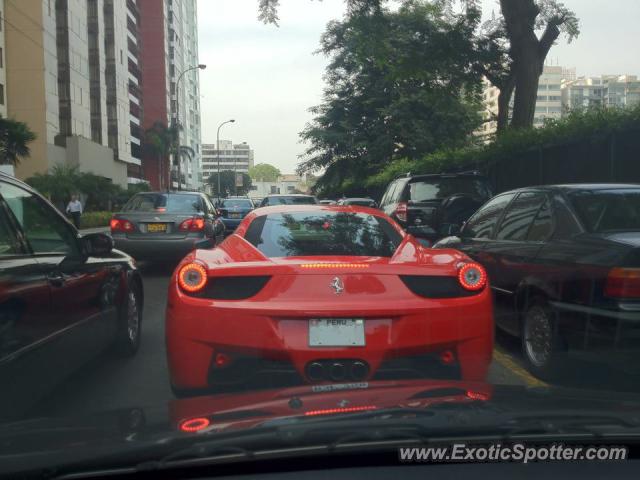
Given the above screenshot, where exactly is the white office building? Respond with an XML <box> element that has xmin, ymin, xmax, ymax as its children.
<box><xmin>201</xmin><ymin>140</ymin><xmax>255</xmax><ymax>181</ymax></box>
<box><xmin>563</xmin><ymin>75</ymin><xmax>640</xmax><ymax>110</ymax></box>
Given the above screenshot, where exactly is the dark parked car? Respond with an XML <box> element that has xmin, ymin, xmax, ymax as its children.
<box><xmin>111</xmin><ymin>191</ymin><xmax>224</xmax><ymax>260</ymax></box>
<box><xmin>433</xmin><ymin>184</ymin><xmax>640</xmax><ymax>380</ymax></box>
<box><xmin>380</xmin><ymin>173</ymin><xmax>492</xmax><ymax>246</ymax></box>
<box><xmin>259</xmin><ymin>194</ymin><xmax>318</xmax><ymax>207</ymax></box>
<box><xmin>217</xmin><ymin>196</ymin><xmax>255</xmax><ymax>234</ymax></box>
<box><xmin>0</xmin><ymin>172</ymin><xmax>143</xmax><ymax>418</ymax></box>
<box><xmin>337</xmin><ymin>197</ymin><xmax>378</xmax><ymax>208</ymax></box>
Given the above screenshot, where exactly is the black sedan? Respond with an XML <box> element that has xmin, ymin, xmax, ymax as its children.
<box><xmin>337</xmin><ymin>197</ymin><xmax>378</xmax><ymax>208</ymax></box>
<box><xmin>434</xmin><ymin>184</ymin><xmax>640</xmax><ymax>380</ymax></box>
<box><xmin>0</xmin><ymin>172</ymin><xmax>143</xmax><ymax>419</ymax></box>
<box><xmin>216</xmin><ymin>197</ymin><xmax>254</xmax><ymax>234</ymax></box>
<box><xmin>111</xmin><ymin>191</ymin><xmax>224</xmax><ymax>261</ymax></box>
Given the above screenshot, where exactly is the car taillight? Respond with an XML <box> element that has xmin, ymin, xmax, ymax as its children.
<box><xmin>179</xmin><ymin>218</ymin><xmax>205</xmax><ymax>232</ymax></box>
<box><xmin>394</xmin><ymin>202</ymin><xmax>408</xmax><ymax>223</ymax></box>
<box><xmin>304</xmin><ymin>405</ymin><xmax>376</xmax><ymax>417</ymax></box>
<box><xmin>178</xmin><ymin>262</ymin><xmax>208</xmax><ymax>293</ymax></box>
<box><xmin>180</xmin><ymin>417</ymin><xmax>210</xmax><ymax>432</ymax></box>
<box><xmin>110</xmin><ymin>218</ymin><xmax>134</xmax><ymax>232</ymax></box>
<box><xmin>458</xmin><ymin>263</ymin><xmax>487</xmax><ymax>291</ymax></box>
<box><xmin>605</xmin><ymin>268</ymin><xmax>640</xmax><ymax>298</ymax></box>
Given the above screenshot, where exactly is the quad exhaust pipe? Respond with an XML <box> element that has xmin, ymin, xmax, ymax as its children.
<box><xmin>305</xmin><ymin>360</ymin><xmax>370</xmax><ymax>382</ymax></box>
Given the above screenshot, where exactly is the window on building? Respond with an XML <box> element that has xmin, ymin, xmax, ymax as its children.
<box><xmin>0</xmin><ymin>47</ymin><xmax>3</xmax><ymax>68</ymax></box>
<box><xmin>0</xmin><ymin>84</ymin><xmax>5</xmax><ymax>106</ymax></box>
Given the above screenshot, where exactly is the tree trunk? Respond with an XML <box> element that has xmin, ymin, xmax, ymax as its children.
<box><xmin>497</xmin><ymin>76</ymin><xmax>515</xmax><ymax>134</ymax></box>
<box><xmin>499</xmin><ymin>0</ymin><xmax>563</xmax><ymax>130</ymax></box>
<box><xmin>511</xmin><ymin>52</ymin><xmax>542</xmax><ymax>128</ymax></box>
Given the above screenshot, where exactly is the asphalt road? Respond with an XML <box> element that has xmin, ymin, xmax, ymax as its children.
<box><xmin>33</xmin><ymin>261</ymin><xmax>640</xmax><ymax>419</ymax></box>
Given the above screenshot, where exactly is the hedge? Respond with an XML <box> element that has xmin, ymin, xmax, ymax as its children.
<box><xmin>78</xmin><ymin>211</ymin><xmax>113</xmax><ymax>229</ymax></box>
<box><xmin>366</xmin><ymin>104</ymin><xmax>640</xmax><ymax>188</ymax></box>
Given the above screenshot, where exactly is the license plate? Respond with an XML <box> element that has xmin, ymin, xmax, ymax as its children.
<box><xmin>147</xmin><ymin>223</ymin><xmax>167</xmax><ymax>233</ymax></box>
<box><xmin>309</xmin><ymin>319</ymin><xmax>365</xmax><ymax>347</ymax></box>
<box><xmin>229</xmin><ymin>213</ymin><xmax>241</xmax><ymax>219</ymax></box>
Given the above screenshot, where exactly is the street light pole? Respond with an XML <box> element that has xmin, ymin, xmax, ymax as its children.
<box><xmin>216</xmin><ymin>119</ymin><xmax>235</xmax><ymax>202</ymax></box>
<box><xmin>174</xmin><ymin>64</ymin><xmax>206</xmax><ymax>191</ymax></box>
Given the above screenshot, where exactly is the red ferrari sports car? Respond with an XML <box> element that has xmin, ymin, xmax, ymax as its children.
<box><xmin>166</xmin><ymin>205</ymin><xmax>493</xmax><ymax>396</ymax></box>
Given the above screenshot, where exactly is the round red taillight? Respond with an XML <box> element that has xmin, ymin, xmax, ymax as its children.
<box><xmin>178</xmin><ymin>262</ymin><xmax>208</xmax><ymax>293</ymax></box>
<box><xmin>180</xmin><ymin>417</ymin><xmax>210</xmax><ymax>432</ymax></box>
<box><xmin>458</xmin><ymin>263</ymin><xmax>487</xmax><ymax>291</ymax></box>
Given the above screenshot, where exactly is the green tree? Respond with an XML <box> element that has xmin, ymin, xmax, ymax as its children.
<box><xmin>297</xmin><ymin>1</ymin><xmax>483</xmax><ymax>195</ymax></box>
<box><xmin>0</xmin><ymin>117</ymin><xmax>37</xmax><ymax>166</ymax></box>
<box><xmin>26</xmin><ymin>165</ymin><xmax>80</xmax><ymax>211</ymax></box>
<box><xmin>258</xmin><ymin>0</ymin><xmax>579</xmax><ymax>131</ymax></box>
<box><xmin>208</xmin><ymin>170</ymin><xmax>252</xmax><ymax>198</ymax></box>
<box><xmin>248</xmin><ymin>163</ymin><xmax>281</xmax><ymax>182</ymax></box>
<box><xmin>497</xmin><ymin>0</ymin><xmax>579</xmax><ymax>128</ymax></box>
<box><xmin>143</xmin><ymin>121</ymin><xmax>179</xmax><ymax>189</ymax></box>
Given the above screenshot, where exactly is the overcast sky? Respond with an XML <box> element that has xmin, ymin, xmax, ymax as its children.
<box><xmin>197</xmin><ymin>0</ymin><xmax>640</xmax><ymax>173</ymax></box>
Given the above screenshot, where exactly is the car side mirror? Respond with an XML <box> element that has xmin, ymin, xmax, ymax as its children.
<box><xmin>440</xmin><ymin>224</ymin><xmax>461</xmax><ymax>236</ymax></box>
<box><xmin>82</xmin><ymin>233</ymin><xmax>114</xmax><ymax>257</ymax></box>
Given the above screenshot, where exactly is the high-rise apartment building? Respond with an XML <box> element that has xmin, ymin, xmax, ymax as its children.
<box><xmin>4</xmin><ymin>0</ymin><xmax>142</xmax><ymax>186</ymax></box>
<box><xmin>201</xmin><ymin>140</ymin><xmax>255</xmax><ymax>180</ymax></box>
<box><xmin>478</xmin><ymin>78</ymin><xmax>499</xmax><ymax>142</ymax></box>
<box><xmin>533</xmin><ymin>66</ymin><xmax>564</xmax><ymax>126</ymax></box>
<box><xmin>479</xmin><ymin>66</ymin><xmax>577</xmax><ymax>137</ymax></box>
<box><xmin>140</xmin><ymin>0</ymin><xmax>202</xmax><ymax>191</ymax></box>
<box><xmin>563</xmin><ymin>75</ymin><xmax>640</xmax><ymax>110</ymax></box>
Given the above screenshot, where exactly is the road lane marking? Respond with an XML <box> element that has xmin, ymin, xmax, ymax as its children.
<box><xmin>493</xmin><ymin>348</ymin><xmax>549</xmax><ymax>388</ymax></box>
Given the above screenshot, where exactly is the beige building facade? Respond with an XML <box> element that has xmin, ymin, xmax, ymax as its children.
<box><xmin>5</xmin><ymin>0</ymin><xmax>142</xmax><ymax>187</ymax></box>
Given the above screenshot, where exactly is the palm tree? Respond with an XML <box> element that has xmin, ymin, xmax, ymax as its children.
<box><xmin>143</xmin><ymin>121</ymin><xmax>178</xmax><ymax>190</ymax></box>
<box><xmin>0</xmin><ymin>117</ymin><xmax>37</xmax><ymax>166</ymax></box>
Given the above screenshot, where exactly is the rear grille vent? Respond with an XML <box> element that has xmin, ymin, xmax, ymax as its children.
<box><xmin>400</xmin><ymin>275</ymin><xmax>480</xmax><ymax>298</ymax></box>
<box><xmin>193</xmin><ymin>276</ymin><xmax>271</xmax><ymax>300</ymax></box>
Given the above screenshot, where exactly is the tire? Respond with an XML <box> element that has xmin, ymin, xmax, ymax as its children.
<box><xmin>521</xmin><ymin>297</ymin><xmax>566</xmax><ymax>381</ymax></box>
<box><xmin>113</xmin><ymin>282</ymin><xmax>142</xmax><ymax>357</ymax></box>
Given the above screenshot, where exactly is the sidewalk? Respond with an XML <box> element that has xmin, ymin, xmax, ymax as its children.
<box><xmin>79</xmin><ymin>226</ymin><xmax>110</xmax><ymax>235</ymax></box>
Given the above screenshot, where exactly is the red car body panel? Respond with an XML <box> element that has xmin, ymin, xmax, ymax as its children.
<box><xmin>169</xmin><ymin>379</ymin><xmax>493</xmax><ymax>433</ymax></box>
<box><xmin>166</xmin><ymin>205</ymin><xmax>493</xmax><ymax>391</ymax></box>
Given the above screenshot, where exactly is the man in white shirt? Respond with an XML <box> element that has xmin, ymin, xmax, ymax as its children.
<box><xmin>66</xmin><ymin>194</ymin><xmax>83</xmax><ymax>229</ymax></box>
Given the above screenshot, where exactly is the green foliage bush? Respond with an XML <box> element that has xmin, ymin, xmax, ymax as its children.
<box><xmin>367</xmin><ymin>105</ymin><xmax>640</xmax><ymax>188</ymax></box>
<box><xmin>78</xmin><ymin>211</ymin><xmax>113</xmax><ymax>229</ymax></box>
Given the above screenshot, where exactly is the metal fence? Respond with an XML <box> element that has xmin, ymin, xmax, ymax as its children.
<box><xmin>482</xmin><ymin>128</ymin><xmax>640</xmax><ymax>194</ymax></box>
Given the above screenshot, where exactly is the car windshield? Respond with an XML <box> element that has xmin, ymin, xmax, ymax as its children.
<box><xmin>122</xmin><ymin>193</ymin><xmax>202</xmax><ymax>213</ymax></box>
<box><xmin>222</xmin><ymin>199</ymin><xmax>253</xmax><ymax>208</ymax></box>
<box><xmin>408</xmin><ymin>178</ymin><xmax>491</xmax><ymax>202</ymax></box>
<box><xmin>245</xmin><ymin>212</ymin><xmax>402</xmax><ymax>257</ymax></box>
<box><xmin>569</xmin><ymin>189</ymin><xmax>640</xmax><ymax>232</ymax></box>
<box><xmin>4</xmin><ymin>0</ymin><xmax>640</xmax><ymax>475</ymax></box>
<box><xmin>264</xmin><ymin>196</ymin><xmax>317</xmax><ymax>205</ymax></box>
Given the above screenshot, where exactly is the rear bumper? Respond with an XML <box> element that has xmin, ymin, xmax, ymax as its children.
<box><xmin>221</xmin><ymin>218</ymin><xmax>243</xmax><ymax>232</ymax></box>
<box><xmin>166</xmin><ymin>283</ymin><xmax>494</xmax><ymax>390</ymax></box>
<box><xmin>113</xmin><ymin>235</ymin><xmax>212</xmax><ymax>260</ymax></box>
<box><xmin>552</xmin><ymin>301</ymin><xmax>640</xmax><ymax>359</ymax></box>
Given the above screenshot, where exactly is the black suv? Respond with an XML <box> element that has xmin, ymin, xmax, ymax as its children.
<box><xmin>379</xmin><ymin>173</ymin><xmax>492</xmax><ymax>245</ymax></box>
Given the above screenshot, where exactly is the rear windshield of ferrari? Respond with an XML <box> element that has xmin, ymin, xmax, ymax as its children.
<box><xmin>262</xmin><ymin>196</ymin><xmax>317</xmax><ymax>206</ymax></box>
<box><xmin>245</xmin><ymin>212</ymin><xmax>402</xmax><ymax>258</ymax></box>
